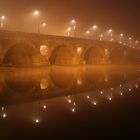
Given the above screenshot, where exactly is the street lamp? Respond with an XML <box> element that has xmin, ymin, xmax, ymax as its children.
<box><xmin>0</xmin><ymin>15</ymin><xmax>6</xmax><ymax>29</ymax></box>
<box><xmin>135</xmin><ymin>40</ymin><xmax>139</xmax><ymax>44</ymax></box>
<box><xmin>86</xmin><ymin>30</ymin><xmax>90</xmax><ymax>35</ymax></box>
<box><xmin>120</xmin><ymin>33</ymin><xmax>124</xmax><ymax>37</ymax></box>
<box><xmin>99</xmin><ymin>34</ymin><xmax>104</xmax><ymax>41</ymax></box>
<box><xmin>107</xmin><ymin>29</ymin><xmax>113</xmax><ymax>42</ymax></box>
<box><xmin>128</xmin><ymin>37</ymin><xmax>132</xmax><ymax>47</ymax></box>
<box><xmin>91</xmin><ymin>25</ymin><xmax>98</xmax><ymax>39</ymax></box>
<box><xmin>33</xmin><ymin>10</ymin><xmax>40</xmax><ymax>33</ymax></box>
<box><xmin>92</xmin><ymin>25</ymin><xmax>98</xmax><ymax>30</ymax></box>
<box><xmin>41</xmin><ymin>22</ymin><xmax>47</xmax><ymax>34</ymax></box>
<box><xmin>66</xmin><ymin>27</ymin><xmax>72</xmax><ymax>37</ymax></box>
<box><xmin>118</xmin><ymin>33</ymin><xmax>124</xmax><ymax>44</ymax></box>
<box><xmin>134</xmin><ymin>40</ymin><xmax>139</xmax><ymax>48</ymax></box>
<box><xmin>108</xmin><ymin>29</ymin><xmax>112</xmax><ymax>33</ymax></box>
<box><xmin>71</xmin><ymin>19</ymin><xmax>76</xmax><ymax>37</ymax></box>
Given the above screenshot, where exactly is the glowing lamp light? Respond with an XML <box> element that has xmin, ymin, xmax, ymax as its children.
<box><xmin>99</xmin><ymin>34</ymin><xmax>104</xmax><ymax>41</ymax></box>
<box><xmin>92</xmin><ymin>25</ymin><xmax>97</xmax><ymax>30</ymax></box>
<box><xmin>35</xmin><ymin>119</ymin><xmax>40</xmax><ymax>123</ymax></box>
<box><xmin>34</xmin><ymin>10</ymin><xmax>39</xmax><ymax>16</ymax></box>
<box><xmin>67</xmin><ymin>27</ymin><xmax>72</xmax><ymax>31</ymax></box>
<box><xmin>108</xmin><ymin>96</ymin><xmax>112</xmax><ymax>101</ymax></box>
<box><xmin>2</xmin><ymin>106</ymin><xmax>5</xmax><ymax>111</ymax></box>
<box><xmin>129</xmin><ymin>88</ymin><xmax>132</xmax><ymax>92</ymax></box>
<box><xmin>43</xmin><ymin>105</ymin><xmax>47</xmax><ymax>109</ymax></box>
<box><xmin>86</xmin><ymin>30</ymin><xmax>90</xmax><ymax>35</ymax></box>
<box><xmin>119</xmin><ymin>33</ymin><xmax>124</xmax><ymax>38</ymax></box>
<box><xmin>2</xmin><ymin>113</ymin><xmax>7</xmax><ymax>118</ymax></box>
<box><xmin>68</xmin><ymin>99</ymin><xmax>72</xmax><ymax>104</ymax></box>
<box><xmin>135</xmin><ymin>85</ymin><xmax>138</xmax><ymax>88</ymax></box>
<box><xmin>93</xmin><ymin>101</ymin><xmax>97</xmax><ymax>106</ymax></box>
<box><xmin>72</xmin><ymin>108</ymin><xmax>76</xmax><ymax>113</ymax></box>
<box><xmin>100</xmin><ymin>91</ymin><xmax>103</xmax><ymax>95</ymax></box>
<box><xmin>42</xmin><ymin>22</ymin><xmax>46</xmax><ymax>27</ymax></box>
<box><xmin>108</xmin><ymin>29</ymin><xmax>112</xmax><ymax>33</ymax></box>
<box><xmin>71</xmin><ymin>19</ymin><xmax>76</xmax><ymax>24</ymax></box>
<box><xmin>105</xmin><ymin>49</ymin><xmax>109</xmax><ymax>56</ymax></box>
<box><xmin>86</xmin><ymin>96</ymin><xmax>90</xmax><ymax>99</ymax></box>
<box><xmin>1</xmin><ymin>16</ymin><xmax>6</xmax><ymax>20</ymax></box>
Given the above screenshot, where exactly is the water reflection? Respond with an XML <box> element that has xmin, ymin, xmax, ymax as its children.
<box><xmin>0</xmin><ymin>66</ymin><xmax>140</xmax><ymax>124</ymax></box>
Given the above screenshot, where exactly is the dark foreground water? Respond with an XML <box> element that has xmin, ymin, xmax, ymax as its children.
<box><xmin>0</xmin><ymin>65</ymin><xmax>140</xmax><ymax>139</ymax></box>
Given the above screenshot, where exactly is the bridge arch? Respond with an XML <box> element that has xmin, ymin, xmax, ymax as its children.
<box><xmin>83</xmin><ymin>46</ymin><xmax>105</xmax><ymax>65</ymax></box>
<box><xmin>2</xmin><ymin>42</ymin><xmax>35</xmax><ymax>66</ymax></box>
<box><xmin>49</xmin><ymin>45</ymin><xmax>77</xmax><ymax>65</ymax></box>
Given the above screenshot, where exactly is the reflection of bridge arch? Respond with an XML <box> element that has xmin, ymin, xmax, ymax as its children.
<box><xmin>83</xmin><ymin>46</ymin><xmax>104</xmax><ymax>64</ymax></box>
<box><xmin>49</xmin><ymin>45</ymin><xmax>77</xmax><ymax>65</ymax></box>
<box><xmin>49</xmin><ymin>67</ymin><xmax>76</xmax><ymax>89</ymax></box>
<box><xmin>3</xmin><ymin>42</ymin><xmax>35</xmax><ymax>66</ymax></box>
<box><xmin>4</xmin><ymin>72</ymin><xmax>36</xmax><ymax>93</ymax></box>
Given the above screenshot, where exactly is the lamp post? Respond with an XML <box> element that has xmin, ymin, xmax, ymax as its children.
<box><xmin>67</xmin><ymin>27</ymin><xmax>72</xmax><ymax>37</ymax></box>
<box><xmin>92</xmin><ymin>25</ymin><xmax>98</xmax><ymax>39</ymax></box>
<box><xmin>0</xmin><ymin>16</ymin><xmax>6</xmax><ymax>29</ymax></box>
<box><xmin>71</xmin><ymin>19</ymin><xmax>76</xmax><ymax>37</ymax></box>
<box><xmin>99</xmin><ymin>34</ymin><xmax>104</xmax><ymax>41</ymax></box>
<box><xmin>107</xmin><ymin>29</ymin><xmax>113</xmax><ymax>41</ymax></box>
<box><xmin>128</xmin><ymin>37</ymin><xmax>132</xmax><ymax>47</ymax></box>
<box><xmin>33</xmin><ymin>10</ymin><xmax>40</xmax><ymax>34</ymax></box>
<box><xmin>119</xmin><ymin>33</ymin><xmax>124</xmax><ymax>44</ymax></box>
<box><xmin>41</xmin><ymin>22</ymin><xmax>47</xmax><ymax>34</ymax></box>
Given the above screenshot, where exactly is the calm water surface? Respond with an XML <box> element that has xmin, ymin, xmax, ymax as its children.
<box><xmin>0</xmin><ymin>65</ymin><xmax>140</xmax><ymax>139</ymax></box>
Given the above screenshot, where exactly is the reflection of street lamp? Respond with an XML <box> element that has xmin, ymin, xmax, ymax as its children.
<box><xmin>1</xmin><ymin>106</ymin><xmax>7</xmax><ymax>118</ymax></box>
<box><xmin>35</xmin><ymin>119</ymin><xmax>40</xmax><ymax>123</ymax></box>
<box><xmin>0</xmin><ymin>16</ymin><xmax>6</xmax><ymax>29</ymax></box>
<box><xmin>33</xmin><ymin>10</ymin><xmax>40</xmax><ymax>33</ymax></box>
<box><xmin>2</xmin><ymin>113</ymin><xmax>7</xmax><ymax>118</ymax></box>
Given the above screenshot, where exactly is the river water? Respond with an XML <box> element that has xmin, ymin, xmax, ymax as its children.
<box><xmin>0</xmin><ymin>65</ymin><xmax>140</xmax><ymax>139</ymax></box>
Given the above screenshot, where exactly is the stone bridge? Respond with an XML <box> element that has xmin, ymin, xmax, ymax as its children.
<box><xmin>0</xmin><ymin>30</ymin><xmax>140</xmax><ymax>66</ymax></box>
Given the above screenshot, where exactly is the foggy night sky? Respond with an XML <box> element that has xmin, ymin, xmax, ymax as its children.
<box><xmin>0</xmin><ymin>0</ymin><xmax>140</xmax><ymax>40</ymax></box>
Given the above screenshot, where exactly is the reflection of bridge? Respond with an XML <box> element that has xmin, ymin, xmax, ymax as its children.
<box><xmin>0</xmin><ymin>66</ymin><xmax>139</xmax><ymax>105</ymax></box>
<box><xmin>0</xmin><ymin>30</ymin><xmax>140</xmax><ymax>66</ymax></box>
